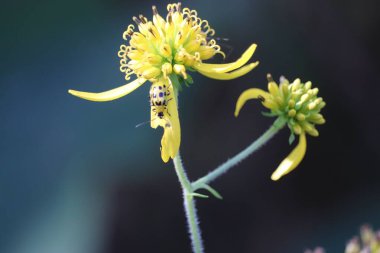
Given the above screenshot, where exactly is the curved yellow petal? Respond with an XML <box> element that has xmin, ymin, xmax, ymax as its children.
<box><xmin>194</xmin><ymin>44</ymin><xmax>257</xmax><ymax>73</ymax></box>
<box><xmin>68</xmin><ymin>78</ymin><xmax>146</xmax><ymax>102</ymax></box>
<box><xmin>234</xmin><ymin>88</ymin><xmax>271</xmax><ymax>117</ymax></box>
<box><xmin>271</xmin><ymin>133</ymin><xmax>307</xmax><ymax>181</ymax></box>
<box><xmin>197</xmin><ymin>62</ymin><xmax>259</xmax><ymax>80</ymax></box>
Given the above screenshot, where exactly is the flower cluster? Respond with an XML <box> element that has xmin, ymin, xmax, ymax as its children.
<box><xmin>116</xmin><ymin>3</ymin><xmax>258</xmax><ymax>85</ymax></box>
<box><xmin>234</xmin><ymin>74</ymin><xmax>326</xmax><ymax>180</ymax></box>
<box><xmin>68</xmin><ymin>2</ymin><xmax>258</xmax><ymax>162</ymax></box>
<box><xmin>345</xmin><ymin>225</ymin><xmax>380</xmax><ymax>253</ymax></box>
<box><xmin>118</xmin><ymin>3</ymin><xmax>225</xmax><ymax>82</ymax></box>
<box><xmin>263</xmin><ymin>74</ymin><xmax>326</xmax><ymax>137</ymax></box>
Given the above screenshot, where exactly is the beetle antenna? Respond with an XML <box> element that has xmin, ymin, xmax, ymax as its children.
<box><xmin>135</xmin><ymin>118</ymin><xmax>157</xmax><ymax>128</ymax></box>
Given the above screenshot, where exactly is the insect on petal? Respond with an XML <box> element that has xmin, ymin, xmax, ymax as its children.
<box><xmin>149</xmin><ymin>81</ymin><xmax>181</xmax><ymax>162</ymax></box>
<box><xmin>234</xmin><ymin>88</ymin><xmax>271</xmax><ymax>117</ymax></box>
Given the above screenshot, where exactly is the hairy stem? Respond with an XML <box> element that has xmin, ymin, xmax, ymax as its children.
<box><xmin>173</xmin><ymin>154</ymin><xmax>204</xmax><ymax>253</ymax></box>
<box><xmin>192</xmin><ymin>117</ymin><xmax>287</xmax><ymax>190</ymax></box>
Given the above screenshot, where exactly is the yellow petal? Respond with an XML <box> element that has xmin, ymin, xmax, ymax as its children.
<box><xmin>234</xmin><ymin>88</ymin><xmax>271</xmax><ymax>117</ymax></box>
<box><xmin>197</xmin><ymin>62</ymin><xmax>259</xmax><ymax>80</ymax></box>
<box><xmin>68</xmin><ymin>78</ymin><xmax>146</xmax><ymax>102</ymax></box>
<box><xmin>271</xmin><ymin>133</ymin><xmax>307</xmax><ymax>181</ymax></box>
<box><xmin>160</xmin><ymin>118</ymin><xmax>180</xmax><ymax>162</ymax></box>
<box><xmin>195</xmin><ymin>44</ymin><xmax>257</xmax><ymax>73</ymax></box>
<box><xmin>150</xmin><ymin>109</ymin><xmax>164</xmax><ymax>129</ymax></box>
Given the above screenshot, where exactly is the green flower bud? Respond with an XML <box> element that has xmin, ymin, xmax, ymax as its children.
<box><xmin>263</xmin><ymin>75</ymin><xmax>326</xmax><ymax>137</ymax></box>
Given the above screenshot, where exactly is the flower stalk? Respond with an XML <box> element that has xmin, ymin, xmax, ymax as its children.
<box><xmin>192</xmin><ymin>117</ymin><xmax>287</xmax><ymax>191</ymax></box>
<box><xmin>173</xmin><ymin>154</ymin><xmax>204</xmax><ymax>253</ymax></box>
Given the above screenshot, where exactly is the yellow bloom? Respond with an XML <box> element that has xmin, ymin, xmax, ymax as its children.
<box><xmin>235</xmin><ymin>74</ymin><xmax>326</xmax><ymax>180</ymax></box>
<box><xmin>69</xmin><ymin>2</ymin><xmax>258</xmax><ymax>162</ymax></box>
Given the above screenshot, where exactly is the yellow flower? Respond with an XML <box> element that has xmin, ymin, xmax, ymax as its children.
<box><xmin>235</xmin><ymin>74</ymin><xmax>326</xmax><ymax>180</ymax></box>
<box><xmin>68</xmin><ymin>2</ymin><xmax>259</xmax><ymax>162</ymax></box>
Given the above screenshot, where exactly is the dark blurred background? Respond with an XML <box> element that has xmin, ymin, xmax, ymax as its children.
<box><xmin>1</xmin><ymin>0</ymin><xmax>380</xmax><ymax>252</ymax></box>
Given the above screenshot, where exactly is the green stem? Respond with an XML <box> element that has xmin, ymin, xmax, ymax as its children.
<box><xmin>192</xmin><ymin>117</ymin><xmax>287</xmax><ymax>190</ymax></box>
<box><xmin>173</xmin><ymin>153</ymin><xmax>204</xmax><ymax>253</ymax></box>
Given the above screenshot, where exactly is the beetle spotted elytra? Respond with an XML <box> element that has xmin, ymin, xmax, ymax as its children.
<box><xmin>149</xmin><ymin>82</ymin><xmax>172</xmax><ymax>119</ymax></box>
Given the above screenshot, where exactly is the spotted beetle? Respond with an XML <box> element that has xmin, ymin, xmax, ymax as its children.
<box><xmin>149</xmin><ymin>82</ymin><xmax>172</xmax><ymax>119</ymax></box>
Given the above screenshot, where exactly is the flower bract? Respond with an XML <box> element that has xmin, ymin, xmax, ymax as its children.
<box><xmin>69</xmin><ymin>2</ymin><xmax>259</xmax><ymax>162</ymax></box>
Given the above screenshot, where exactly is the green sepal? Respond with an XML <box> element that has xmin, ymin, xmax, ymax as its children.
<box><xmin>169</xmin><ymin>73</ymin><xmax>182</xmax><ymax>91</ymax></box>
<box><xmin>261</xmin><ymin>111</ymin><xmax>277</xmax><ymax>118</ymax></box>
<box><xmin>185</xmin><ymin>74</ymin><xmax>194</xmax><ymax>85</ymax></box>
<box><xmin>187</xmin><ymin>67</ymin><xmax>197</xmax><ymax>72</ymax></box>
<box><xmin>179</xmin><ymin>76</ymin><xmax>190</xmax><ymax>87</ymax></box>
<box><xmin>288</xmin><ymin>132</ymin><xmax>295</xmax><ymax>145</ymax></box>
